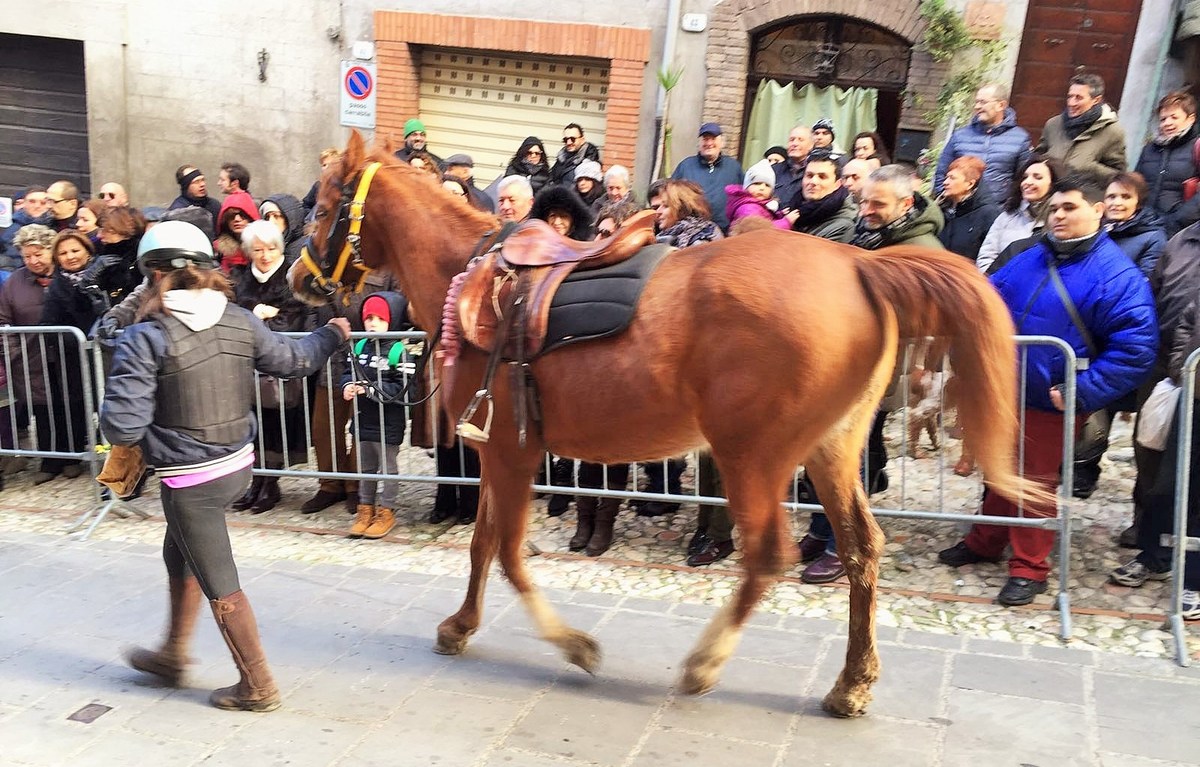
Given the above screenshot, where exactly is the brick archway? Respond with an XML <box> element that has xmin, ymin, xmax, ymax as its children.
<box><xmin>705</xmin><ymin>0</ymin><xmax>938</xmax><ymax>158</ymax></box>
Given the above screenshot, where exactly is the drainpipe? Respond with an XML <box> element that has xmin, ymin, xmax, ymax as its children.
<box><xmin>1139</xmin><ymin>0</ymin><xmax>1185</xmax><ymax>144</ymax></box>
<box><xmin>652</xmin><ymin>0</ymin><xmax>683</xmax><ymax>179</ymax></box>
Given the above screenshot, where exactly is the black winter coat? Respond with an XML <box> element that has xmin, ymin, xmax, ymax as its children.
<box><xmin>504</xmin><ymin>137</ymin><xmax>552</xmax><ymax>195</ymax></box>
<box><xmin>341</xmin><ymin>291</ymin><xmax>411</xmax><ymax>444</ymax></box>
<box><xmin>1107</xmin><ymin>207</ymin><xmax>1168</xmax><ymax>277</ymax></box>
<box><xmin>234</xmin><ymin>262</ymin><xmax>309</xmax><ymax>334</ymax></box>
<box><xmin>1135</xmin><ymin>125</ymin><xmax>1200</xmax><ymax>238</ymax></box>
<box><xmin>938</xmin><ymin>193</ymin><xmax>1002</xmax><ymax>261</ymax></box>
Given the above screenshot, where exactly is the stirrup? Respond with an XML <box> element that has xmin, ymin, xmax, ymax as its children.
<box><xmin>457</xmin><ymin>389</ymin><xmax>494</xmax><ymax>443</ymax></box>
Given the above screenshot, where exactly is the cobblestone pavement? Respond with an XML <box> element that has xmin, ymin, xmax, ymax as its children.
<box><xmin>2</xmin><ymin>414</ymin><xmax>1197</xmax><ymax>664</ymax></box>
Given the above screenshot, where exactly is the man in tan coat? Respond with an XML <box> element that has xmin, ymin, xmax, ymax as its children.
<box><xmin>1036</xmin><ymin>72</ymin><xmax>1126</xmax><ymax>182</ymax></box>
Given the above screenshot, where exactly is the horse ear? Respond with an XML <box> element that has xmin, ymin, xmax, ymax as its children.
<box><xmin>382</xmin><ymin>134</ymin><xmax>396</xmax><ymax>156</ymax></box>
<box><xmin>344</xmin><ymin>130</ymin><xmax>366</xmax><ymax>179</ymax></box>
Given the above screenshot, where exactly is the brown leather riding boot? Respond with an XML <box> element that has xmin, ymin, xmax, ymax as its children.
<box><xmin>127</xmin><ymin>575</ymin><xmax>203</xmax><ymax>686</ymax></box>
<box><xmin>585</xmin><ymin>497</ymin><xmax>620</xmax><ymax>557</ymax></box>
<box><xmin>209</xmin><ymin>590</ymin><xmax>281</xmax><ymax>712</ymax></box>
<box><xmin>569</xmin><ymin>495</ymin><xmax>597</xmax><ymax>552</ymax></box>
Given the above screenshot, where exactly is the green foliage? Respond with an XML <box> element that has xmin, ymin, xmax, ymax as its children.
<box><xmin>919</xmin><ymin>0</ymin><xmax>974</xmax><ymax>62</ymax></box>
<box><xmin>915</xmin><ymin>0</ymin><xmax>1007</xmax><ymax>177</ymax></box>
<box><xmin>656</xmin><ymin>64</ymin><xmax>686</xmax><ymax>179</ymax></box>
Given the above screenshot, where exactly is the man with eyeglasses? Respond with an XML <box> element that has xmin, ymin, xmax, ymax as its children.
<box><xmin>45</xmin><ymin>180</ymin><xmax>80</xmax><ymax>232</ymax></box>
<box><xmin>548</xmin><ymin>123</ymin><xmax>601</xmax><ymax>187</ymax></box>
<box><xmin>934</xmin><ymin>83</ymin><xmax>1032</xmax><ymax>204</ymax></box>
<box><xmin>98</xmin><ymin>182</ymin><xmax>129</xmax><ymax>207</ymax></box>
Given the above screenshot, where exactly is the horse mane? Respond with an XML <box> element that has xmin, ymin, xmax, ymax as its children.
<box><xmin>361</xmin><ymin>146</ymin><xmax>499</xmax><ymax>231</ymax></box>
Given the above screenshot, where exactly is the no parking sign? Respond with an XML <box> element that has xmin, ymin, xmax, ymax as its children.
<box><xmin>340</xmin><ymin>61</ymin><xmax>376</xmax><ymax>129</ymax></box>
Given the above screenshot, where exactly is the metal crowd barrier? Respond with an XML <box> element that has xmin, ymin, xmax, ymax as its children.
<box><xmin>2</xmin><ymin>326</ymin><xmax>1103</xmax><ymax>646</ymax></box>
<box><xmin>0</xmin><ymin>326</ymin><xmax>125</xmax><ymax>539</ymax></box>
<box><xmin>1168</xmin><ymin>348</ymin><xmax>1200</xmax><ymax>666</ymax></box>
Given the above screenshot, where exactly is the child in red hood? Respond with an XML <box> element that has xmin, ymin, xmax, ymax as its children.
<box><xmin>213</xmin><ymin>191</ymin><xmax>260</xmax><ymax>276</ymax></box>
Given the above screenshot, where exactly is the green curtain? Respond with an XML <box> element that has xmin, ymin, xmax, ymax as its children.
<box><xmin>742</xmin><ymin>80</ymin><xmax>878</xmax><ymax>166</ymax></box>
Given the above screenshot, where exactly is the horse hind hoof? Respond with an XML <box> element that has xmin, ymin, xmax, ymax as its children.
<box><xmin>821</xmin><ymin>688</ymin><xmax>871</xmax><ymax>718</ymax></box>
<box><xmin>560</xmin><ymin>629</ymin><xmax>601</xmax><ymax>674</ymax></box>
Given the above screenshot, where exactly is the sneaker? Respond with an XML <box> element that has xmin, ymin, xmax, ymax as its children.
<box><xmin>1182</xmin><ymin>590</ymin><xmax>1200</xmax><ymax>621</ymax></box>
<box><xmin>1109</xmin><ymin>559</ymin><xmax>1171</xmax><ymax>588</ymax></box>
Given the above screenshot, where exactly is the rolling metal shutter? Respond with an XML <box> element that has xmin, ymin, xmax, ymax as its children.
<box><xmin>0</xmin><ymin>33</ymin><xmax>91</xmax><ymax>194</ymax></box>
<box><xmin>418</xmin><ymin>47</ymin><xmax>609</xmax><ymax>186</ymax></box>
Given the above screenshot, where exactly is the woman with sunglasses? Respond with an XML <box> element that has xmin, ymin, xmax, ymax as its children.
<box><xmin>213</xmin><ymin>191</ymin><xmax>260</xmax><ymax>278</ymax></box>
<box><xmin>502</xmin><ymin>136</ymin><xmax>551</xmax><ymax>195</ymax></box>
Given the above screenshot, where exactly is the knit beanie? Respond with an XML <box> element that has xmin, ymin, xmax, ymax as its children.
<box><xmin>362</xmin><ymin>294</ymin><xmax>391</xmax><ymax>325</ymax></box>
<box><xmin>743</xmin><ymin>159</ymin><xmax>776</xmax><ymax>188</ymax></box>
<box><xmin>403</xmin><ymin>118</ymin><xmax>426</xmax><ymax>137</ymax></box>
<box><xmin>574</xmin><ymin>160</ymin><xmax>604</xmax><ymax>183</ymax></box>
<box><xmin>812</xmin><ymin>118</ymin><xmax>835</xmax><ymax>137</ymax></box>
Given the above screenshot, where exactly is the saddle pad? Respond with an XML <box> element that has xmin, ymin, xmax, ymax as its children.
<box><xmin>540</xmin><ymin>243</ymin><xmax>672</xmax><ymax>356</ymax></box>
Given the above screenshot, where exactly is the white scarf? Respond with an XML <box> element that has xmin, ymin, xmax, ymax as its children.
<box><xmin>250</xmin><ymin>258</ymin><xmax>284</xmax><ymax>284</ymax></box>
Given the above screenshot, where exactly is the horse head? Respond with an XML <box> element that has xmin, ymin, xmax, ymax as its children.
<box><xmin>289</xmin><ymin>130</ymin><xmax>379</xmax><ymax>308</ymax></box>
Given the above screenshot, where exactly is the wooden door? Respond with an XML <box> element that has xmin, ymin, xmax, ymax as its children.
<box><xmin>1008</xmin><ymin>0</ymin><xmax>1144</xmax><ymax>142</ymax></box>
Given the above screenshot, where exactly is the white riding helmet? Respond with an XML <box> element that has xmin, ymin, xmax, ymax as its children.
<box><xmin>137</xmin><ymin>220</ymin><xmax>216</xmax><ymax>276</ymax></box>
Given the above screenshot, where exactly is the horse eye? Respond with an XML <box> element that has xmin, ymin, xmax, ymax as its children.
<box><xmin>314</xmin><ymin>209</ymin><xmax>328</xmax><ymax>220</ymax></box>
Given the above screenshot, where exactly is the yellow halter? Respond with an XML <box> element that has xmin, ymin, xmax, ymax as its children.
<box><xmin>299</xmin><ymin>160</ymin><xmax>381</xmax><ymax>304</ymax></box>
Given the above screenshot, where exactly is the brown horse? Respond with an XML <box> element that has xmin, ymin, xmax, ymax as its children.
<box><xmin>291</xmin><ymin>132</ymin><xmax>1049</xmax><ymax>717</ymax></box>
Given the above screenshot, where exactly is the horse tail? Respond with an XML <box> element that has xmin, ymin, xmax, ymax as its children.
<box><xmin>852</xmin><ymin>245</ymin><xmax>1057</xmax><ymax>508</ymax></box>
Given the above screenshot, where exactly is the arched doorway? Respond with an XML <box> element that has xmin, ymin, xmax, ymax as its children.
<box><xmin>742</xmin><ymin>16</ymin><xmax>911</xmax><ymax>163</ymax></box>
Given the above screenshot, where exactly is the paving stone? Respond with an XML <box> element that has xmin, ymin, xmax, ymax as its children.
<box><xmin>1095</xmin><ymin>653</ymin><xmax>1178</xmax><ymax>678</ymax></box>
<box><xmin>656</xmin><ymin>657</ymin><xmax>804</xmax><ymax>745</ymax></box>
<box><xmin>782</xmin><ymin>714</ymin><xmax>941</xmax><ymax>767</ymax></box>
<box><xmin>1093</xmin><ymin>673</ymin><xmax>1200</xmax><ymax>763</ymax></box>
<box><xmin>965</xmin><ymin>637</ymin><xmax>1027</xmax><ymax>657</ymax></box>
<box><xmin>66</xmin><ymin>730</ymin><xmax>209</xmax><ymax>767</ymax></box>
<box><xmin>951</xmin><ymin>653</ymin><xmax>1086</xmax><ymax>704</ymax></box>
<box><xmin>942</xmin><ymin>688</ymin><xmax>1091</xmax><ymax>766</ymax></box>
<box><xmin>631</xmin><ymin>729</ymin><xmax>780</xmax><ymax>767</ymax></box>
<box><xmin>506</xmin><ymin>682</ymin><xmax>659</xmax><ymax>763</ymax></box>
<box><xmin>481</xmin><ymin>749</ymin><xmax>595</xmax><ymax>767</ymax></box>
<box><xmin>900</xmin><ymin>629</ymin><xmax>964</xmax><ymax>651</ymax></box>
<box><xmin>1029</xmin><ymin>643</ymin><xmax>1098</xmax><ymax>666</ymax></box>
<box><xmin>736</xmin><ymin>625</ymin><xmax>824</xmax><ymax>669</ymax></box>
<box><xmin>343</xmin><ymin>689</ymin><xmax>523</xmax><ymax>766</ymax></box>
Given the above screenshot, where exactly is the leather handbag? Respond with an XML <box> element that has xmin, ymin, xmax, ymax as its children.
<box><xmin>258</xmin><ymin>375</ymin><xmax>303</xmax><ymax>410</ymax></box>
<box><xmin>1181</xmin><ymin>138</ymin><xmax>1200</xmax><ymax>201</ymax></box>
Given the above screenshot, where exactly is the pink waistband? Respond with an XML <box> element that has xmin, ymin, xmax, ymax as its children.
<box><xmin>161</xmin><ymin>450</ymin><xmax>256</xmax><ymax>489</ymax></box>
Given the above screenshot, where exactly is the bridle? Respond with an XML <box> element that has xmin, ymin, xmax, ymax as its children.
<box><xmin>298</xmin><ymin>160</ymin><xmax>382</xmax><ymax>306</ymax></box>
<box><xmin>301</xmin><ymin>159</ymin><xmax>441</xmax><ymax>407</ymax></box>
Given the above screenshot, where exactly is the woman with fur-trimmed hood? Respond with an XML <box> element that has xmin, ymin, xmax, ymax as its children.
<box><xmin>529</xmin><ymin>184</ymin><xmax>595</xmax><ymax>241</ymax></box>
<box><xmin>213</xmin><ymin>190</ymin><xmax>261</xmax><ymax>277</ymax></box>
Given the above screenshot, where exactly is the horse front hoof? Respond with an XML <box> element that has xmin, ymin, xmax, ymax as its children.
<box><xmin>560</xmin><ymin>629</ymin><xmax>601</xmax><ymax>674</ymax></box>
<box><xmin>434</xmin><ymin>621</ymin><xmax>471</xmax><ymax>655</ymax></box>
<box><xmin>821</xmin><ymin>687</ymin><xmax>871</xmax><ymax>718</ymax></box>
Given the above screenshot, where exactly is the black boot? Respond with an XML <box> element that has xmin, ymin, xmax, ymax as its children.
<box><xmin>430</xmin><ymin>484</ymin><xmax>456</xmax><ymax>523</ymax></box>
<box><xmin>569</xmin><ymin>495</ymin><xmax>597</xmax><ymax>552</ymax></box>
<box><xmin>586</xmin><ymin>497</ymin><xmax>620</xmax><ymax>557</ymax></box>
<box><xmin>249</xmin><ymin>478</ymin><xmax>281</xmax><ymax>514</ymax></box>
<box><xmin>231</xmin><ymin>476</ymin><xmax>264</xmax><ymax>511</ymax></box>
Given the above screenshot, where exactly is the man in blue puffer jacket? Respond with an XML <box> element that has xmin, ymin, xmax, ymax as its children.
<box><xmin>934</xmin><ymin>84</ymin><xmax>1032</xmax><ymax>205</ymax></box>
<box><xmin>938</xmin><ymin>174</ymin><xmax>1157</xmax><ymax>607</ymax></box>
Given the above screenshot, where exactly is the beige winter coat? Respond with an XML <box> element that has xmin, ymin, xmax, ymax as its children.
<box><xmin>1035</xmin><ymin>104</ymin><xmax>1127</xmax><ymax>182</ymax></box>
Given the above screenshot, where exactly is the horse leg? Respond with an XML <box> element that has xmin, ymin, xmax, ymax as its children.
<box><xmin>489</xmin><ymin>450</ymin><xmax>601</xmax><ymax>673</ymax></box>
<box><xmin>805</xmin><ymin>407</ymin><xmax>886</xmax><ymax>718</ymax></box>
<box><xmin>435</xmin><ymin>478</ymin><xmax>495</xmax><ymax>655</ymax></box>
<box><xmin>679</xmin><ymin>458</ymin><xmax>795</xmax><ymax>695</ymax></box>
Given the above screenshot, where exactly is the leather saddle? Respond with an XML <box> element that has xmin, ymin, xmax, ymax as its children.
<box><xmin>457</xmin><ymin>210</ymin><xmax>657</xmax><ymax>359</ymax></box>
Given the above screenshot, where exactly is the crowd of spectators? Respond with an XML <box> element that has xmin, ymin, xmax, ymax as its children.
<box><xmin>3</xmin><ymin>70</ymin><xmax>1200</xmax><ymax>618</ymax></box>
